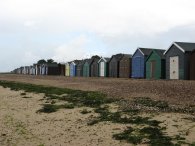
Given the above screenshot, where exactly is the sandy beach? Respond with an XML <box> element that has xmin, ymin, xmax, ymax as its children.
<box><xmin>0</xmin><ymin>85</ymin><xmax>195</xmax><ymax>146</ymax></box>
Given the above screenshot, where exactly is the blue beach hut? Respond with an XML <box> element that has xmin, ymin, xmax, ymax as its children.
<box><xmin>131</xmin><ymin>48</ymin><xmax>153</xmax><ymax>78</ymax></box>
<box><xmin>70</xmin><ymin>61</ymin><xmax>77</xmax><ymax>77</ymax></box>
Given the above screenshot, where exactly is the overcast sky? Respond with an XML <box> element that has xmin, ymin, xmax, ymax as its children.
<box><xmin>1</xmin><ymin>0</ymin><xmax>195</xmax><ymax>72</ymax></box>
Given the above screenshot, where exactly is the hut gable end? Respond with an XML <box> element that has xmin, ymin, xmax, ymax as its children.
<box><xmin>98</xmin><ymin>57</ymin><xmax>110</xmax><ymax>77</ymax></box>
<box><xmin>164</xmin><ymin>42</ymin><xmax>195</xmax><ymax>80</ymax></box>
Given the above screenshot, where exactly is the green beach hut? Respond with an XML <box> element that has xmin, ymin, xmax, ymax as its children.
<box><xmin>83</xmin><ymin>59</ymin><xmax>93</xmax><ymax>77</ymax></box>
<box><xmin>146</xmin><ymin>49</ymin><xmax>166</xmax><ymax>79</ymax></box>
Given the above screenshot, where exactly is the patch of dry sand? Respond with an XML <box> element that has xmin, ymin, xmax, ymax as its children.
<box><xmin>0</xmin><ymin>87</ymin><xmax>129</xmax><ymax>146</ymax></box>
<box><xmin>154</xmin><ymin>113</ymin><xmax>195</xmax><ymax>144</ymax></box>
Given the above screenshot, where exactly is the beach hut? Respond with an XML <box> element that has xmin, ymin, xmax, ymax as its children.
<box><xmin>22</xmin><ymin>67</ymin><xmax>24</xmax><ymax>74</ymax></box>
<box><xmin>65</xmin><ymin>62</ymin><xmax>70</xmax><ymax>76</ymax></box>
<box><xmin>14</xmin><ymin>68</ymin><xmax>17</xmax><ymax>74</ymax></box>
<box><xmin>30</xmin><ymin>64</ymin><xmax>35</xmax><ymax>75</ymax></box>
<box><xmin>35</xmin><ymin>64</ymin><xmax>41</xmax><ymax>75</ymax></box>
<box><xmin>164</xmin><ymin>42</ymin><xmax>195</xmax><ymax>80</ymax></box>
<box><xmin>76</xmin><ymin>60</ymin><xmax>85</xmax><ymax>77</ymax></box>
<box><xmin>45</xmin><ymin>63</ymin><xmax>60</xmax><ymax>75</ymax></box>
<box><xmin>109</xmin><ymin>54</ymin><xmax>124</xmax><ymax>78</ymax></box>
<box><xmin>24</xmin><ymin>66</ymin><xmax>26</xmax><ymax>74</ymax></box>
<box><xmin>83</xmin><ymin>59</ymin><xmax>93</xmax><ymax>77</ymax></box>
<box><xmin>18</xmin><ymin>68</ymin><xmax>21</xmax><ymax>74</ymax></box>
<box><xmin>119</xmin><ymin>54</ymin><xmax>132</xmax><ymax>78</ymax></box>
<box><xmin>38</xmin><ymin>65</ymin><xmax>42</xmax><ymax>75</ymax></box>
<box><xmin>98</xmin><ymin>57</ymin><xmax>110</xmax><ymax>77</ymax></box>
<box><xmin>32</xmin><ymin>64</ymin><xmax>36</xmax><ymax>75</ymax></box>
<box><xmin>146</xmin><ymin>49</ymin><xmax>166</xmax><ymax>79</ymax></box>
<box><xmin>17</xmin><ymin>68</ymin><xmax>21</xmax><ymax>74</ymax></box>
<box><xmin>12</xmin><ymin>69</ymin><xmax>17</xmax><ymax>74</ymax></box>
<box><xmin>90</xmin><ymin>56</ymin><xmax>100</xmax><ymax>77</ymax></box>
<box><xmin>131</xmin><ymin>48</ymin><xmax>153</xmax><ymax>78</ymax></box>
<box><xmin>41</xmin><ymin>64</ymin><xmax>46</xmax><ymax>75</ymax></box>
<box><xmin>29</xmin><ymin>66</ymin><xmax>33</xmax><ymax>75</ymax></box>
<box><xmin>18</xmin><ymin>67</ymin><xmax>22</xmax><ymax>74</ymax></box>
<box><xmin>70</xmin><ymin>61</ymin><xmax>77</xmax><ymax>77</ymax></box>
<box><xmin>58</xmin><ymin>63</ymin><xmax>65</xmax><ymax>76</ymax></box>
<box><xmin>15</xmin><ymin>68</ymin><xmax>18</xmax><ymax>74</ymax></box>
<box><xmin>38</xmin><ymin>64</ymin><xmax>42</xmax><ymax>75</ymax></box>
<box><xmin>24</xmin><ymin>66</ymin><xmax>30</xmax><ymax>74</ymax></box>
<box><xmin>15</xmin><ymin>69</ymin><xmax>18</xmax><ymax>74</ymax></box>
<box><xmin>28</xmin><ymin>66</ymin><xmax>30</xmax><ymax>74</ymax></box>
<box><xmin>21</xmin><ymin>67</ymin><xmax>25</xmax><ymax>74</ymax></box>
<box><xmin>190</xmin><ymin>50</ymin><xmax>195</xmax><ymax>80</ymax></box>
<box><xmin>20</xmin><ymin>67</ymin><xmax>23</xmax><ymax>74</ymax></box>
<box><xmin>17</xmin><ymin>68</ymin><xmax>19</xmax><ymax>74</ymax></box>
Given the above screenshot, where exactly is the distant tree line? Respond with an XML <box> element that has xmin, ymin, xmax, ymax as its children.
<box><xmin>37</xmin><ymin>59</ymin><xmax>57</xmax><ymax>64</ymax></box>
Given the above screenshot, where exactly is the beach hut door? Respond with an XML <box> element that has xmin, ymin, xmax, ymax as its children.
<box><xmin>100</xmin><ymin>62</ymin><xmax>104</xmax><ymax>76</ymax></box>
<box><xmin>170</xmin><ymin>56</ymin><xmax>179</xmax><ymax>79</ymax></box>
<box><xmin>150</xmin><ymin>61</ymin><xmax>156</xmax><ymax>78</ymax></box>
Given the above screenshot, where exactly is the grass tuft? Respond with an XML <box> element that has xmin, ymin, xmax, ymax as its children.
<box><xmin>80</xmin><ymin>109</ymin><xmax>91</xmax><ymax>114</ymax></box>
<box><xmin>62</xmin><ymin>103</ymin><xmax>75</xmax><ymax>109</ymax></box>
<box><xmin>21</xmin><ymin>96</ymin><xmax>32</xmax><ymax>98</ymax></box>
<box><xmin>37</xmin><ymin>104</ymin><xmax>59</xmax><ymax>113</ymax></box>
<box><xmin>134</xmin><ymin>97</ymin><xmax>169</xmax><ymax>110</ymax></box>
<box><xmin>20</xmin><ymin>92</ymin><xmax>26</xmax><ymax>96</ymax></box>
<box><xmin>113</xmin><ymin>126</ymin><xmax>173</xmax><ymax>146</ymax></box>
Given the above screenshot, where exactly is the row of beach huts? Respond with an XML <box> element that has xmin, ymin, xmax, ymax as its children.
<box><xmin>12</xmin><ymin>42</ymin><xmax>195</xmax><ymax>80</ymax></box>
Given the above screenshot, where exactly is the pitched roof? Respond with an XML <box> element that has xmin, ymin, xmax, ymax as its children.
<box><xmin>175</xmin><ymin>42</ymin><xmax>195</xmax><ymax>52</ymax></box>
<box><xmin>154</xmin><ymin>49</ymin><xmax>166</xmax><ymax>59</ymax></box>
<box><xmin>122</xmin><ymin>54</ymin><xmax>132</xmax><ymax>58</ymax></box>
<box><xmin>110</xmin><ymin>53</ymin><xmax>124</xmax><ymax>62</ymax></box>
<box><xmin>164</xmin><ymin>42</ymin><xmax>195</xmax><ymax>54</ymax></box>
<box><xmin>77</xmin><ymin>60</ymin><xmax>85</xmax><ymax>66</ymax></box>
<box><xmin>93</xmin><ymin>58</ymin><xmax>101</xmax><ymax>63</ymax></box>
<box><xmin>98</xmin><ymin>57</ymin><xmax>110</xmax><ymax>63</ymax></box>
<box><xmin>134</xmin><ymin>48</ymin><xmax>163</xmax><ymax>57</ymax></box>
<box><xmin>85</xmin><ymin>59</ymin><xmax>93</xmax><ymax>64</ymax></box>
<box><xmin>139</xmin><ymin>48</ymin><xmax>153</xmax><ymax>56</ymax></box>
<box><xmin>73</xmin><ymin>60</ymin><xmax>82</xmax><ymax>65</ymax></box>
<box><xmin>146</xmin><ymin>49</ymin><xmax>166</xmax><ymax>62</ymax></box>
<box><xmin>104</xmin><ymin>57</ymin><xmax>110</xmax><ymax>61</ymax></box>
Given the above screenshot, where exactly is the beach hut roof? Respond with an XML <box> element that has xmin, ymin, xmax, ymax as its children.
<box><xmin>164</xmin><ymin>42</ymin><xmax>195</xmax><ymax>54</ymax></box>
<box><xmin>122</xmin><ymin>54</ymin><xmax>132</xmax><ymax>58</ymax></box>
<box><xmin>146</xmin><ymin>49</ymin><xmax>166</xmax><ymax>62</ymax></box>
<box><xmin>155</xmin><ymin>49</ymin><xmax>166</xmax><ymax>58</ymax></box>
<box><xmin>109</xmin><ymin>53</ymin><xmax>124</xmax><ymax>62</ymax></box>
<box><xmin>98</xmin><ymin>57</ymin><xmax>110</xmax><ymax>63</ymax></box>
